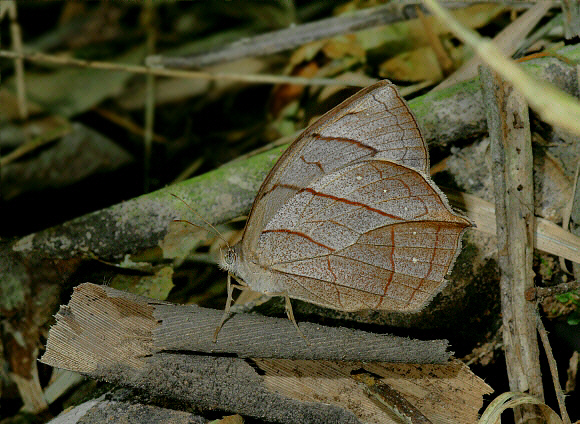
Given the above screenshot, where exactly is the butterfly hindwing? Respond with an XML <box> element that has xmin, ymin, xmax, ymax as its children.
<box><xmin>253</xmin><ymin>159</ymin><xmax>471</xmax><ymax>311</ymax></box>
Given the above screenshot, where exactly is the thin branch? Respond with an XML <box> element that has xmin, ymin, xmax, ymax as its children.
<box><xmin>147</xmin><ymin>1</ymin><xmax>543</xmax><ymax>69</ymax></box>
<box><xmin>537</xmin><ymin>316</ymin><xmax>572</xmax><ymax>424</ymax></box>
<box><xmin>566</xmin><ymin>351</ymin><xmax>578</xmax><ymax>393</ymax></box>
<box><xmin>525</xmin><ymin>281</ymin><xmax>580</xmax><ymax>302</ymax></box>
<box><xmin>7</xmin><ymin>0</ymin><xmax>27</xmax><ymax>119</ymax></box>
<box><xmin>0</xmin><ymin>124</ymin><xmax>71</xmax><ymax>167</ymax></box>
<box><xmin>0</xmin><ymin>49</ymin><xmax>366</xmax><ymax>87</ymax></box>
<box><xmin>92</xmin><ymin>107</ymin><xmax>167</xmax><ymax>143</ymax></box>
<box><xmin>142</xmin><ymin>0</ymin><xmax>156</xmax><ymax>192</ymax></box>
<box><xmin>147</xmin><ymin>2</ymin><xmax>434</xmax><ymax>69</ymax></box>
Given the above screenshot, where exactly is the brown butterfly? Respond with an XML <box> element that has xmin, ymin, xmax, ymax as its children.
<box><xmin>217</xmin><ymin>80</ymin><xmax>472</xmax><ymax>340</ymax></box>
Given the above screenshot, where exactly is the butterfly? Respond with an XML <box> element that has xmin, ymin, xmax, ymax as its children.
<box><xmin>216</xmin><ymin>80</ymin><xmax>472</xmax><ymax>340</ymax></box>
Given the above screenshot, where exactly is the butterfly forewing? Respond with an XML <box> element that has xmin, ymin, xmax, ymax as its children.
<box><xmin>242</xmin><ymin>81</ymin><xmax>429</xmax><ymax>250</ymax></box>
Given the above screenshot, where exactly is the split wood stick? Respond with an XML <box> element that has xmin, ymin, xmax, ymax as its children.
<box><xmin>480</xmin><ymin>65</ymin><xmax>544</xmax><ymax>423</ymax></box>
<box><xmin>154</xmin><ymin>303</ymin><xmax>450</xmax><ymax>363</ymax></box>
<box><xmin>42</xmin><ymin>284</ymin><xmax>451</xmax><ymax>366</ymax></box>
<box><xmin>40</xmin><ymin>284</ymin><xmax>490</xmax><ymax>423</ymax></box>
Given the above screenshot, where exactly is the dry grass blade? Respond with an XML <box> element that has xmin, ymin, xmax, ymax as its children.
<box><xmin>560</xmin><ymin>161</ymin><xmax>580</xmax><ymax>273</ymax></box>
<box><xmin>479</xmin><ymin>392</ymin><xmax>563</xmax><ymax>424</ymax></box>
<box><xmin>537</xmin><ymin>316</ymin><xmax>572</xmax><ymax>424</ymax></box>
<box><xmin>433</xmin><ymin>2</ymin><xmax>551</xmax><ymax>91</ymax></box>
<box><xmin>4</xmin><ymin>0</ymin><xmax>27</xmax><ymax>119</ymax></box>
<box><xmin>0</xmin><ymin>124</ymin><xmax>71</xmax><ymax>167</ymax></box>
<box><xmin>142</xmin><ymin>0</ymin><xmax>157</xmax><ymax>193</ymax></box>
<box><xmin>445</xmin><ymin>189</ymin><xmax>580</xmax><ymax>264</ymax></box>
<box><xmin>423</xmin><ymin>0</ymin><xmax>580</xmax><ymax>136</ymax></box>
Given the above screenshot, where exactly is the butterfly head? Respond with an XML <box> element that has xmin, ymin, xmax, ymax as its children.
<box><xmin>219</xmin><ymin>244</ymin><xmax>239</xmax><ymax>274</ymax></box>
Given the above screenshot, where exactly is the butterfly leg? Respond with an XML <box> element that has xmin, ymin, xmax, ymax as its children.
<box><xmin>264</xmin><ymin>291</ymin><xmax>310</xmax><ymax>345</ymax></box>
<box><xmin>213</xmin><ymin>273</ymin><xmax>248</xmax><ymax>343</ymax></box>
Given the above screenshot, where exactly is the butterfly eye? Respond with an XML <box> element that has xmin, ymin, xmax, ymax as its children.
<box><xmin>224</xmin><ymin>249</ymin><xmax>235</xmax><ymax>266</ymax></box>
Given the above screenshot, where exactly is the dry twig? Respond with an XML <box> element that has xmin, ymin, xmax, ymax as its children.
<box><xmin>0</xmin><ymin>49</ymin><xmax>365</xmax><ymax>87</ymax></box>
<box><xmin>525</xmin><ymin>281</ymin><xmax>580</xmax><ymax>302</ymax></box>
<box><xmin>480</xmin><ymin>65</ymin><xmax>543</xmax><ymax>422</ymax></box>
<box><xmin>147</xmin><ymin>1</ymin><xmax>542</xmax><ymax>69</ymax></box>
<box><xmin>4</xmin><ymin>0</ymin><xmax>27</xmax><ymax>119</ymax></box>
<box><xmin>147</xmin><ymin>2</ymin><xmax>466</xmax><ymax>69</ymax></box>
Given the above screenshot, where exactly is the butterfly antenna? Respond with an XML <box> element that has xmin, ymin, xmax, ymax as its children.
<box><xmin>171</xmin><ymin>193</ymin><xmax>230</xmax><ymax>248</ymax></box>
